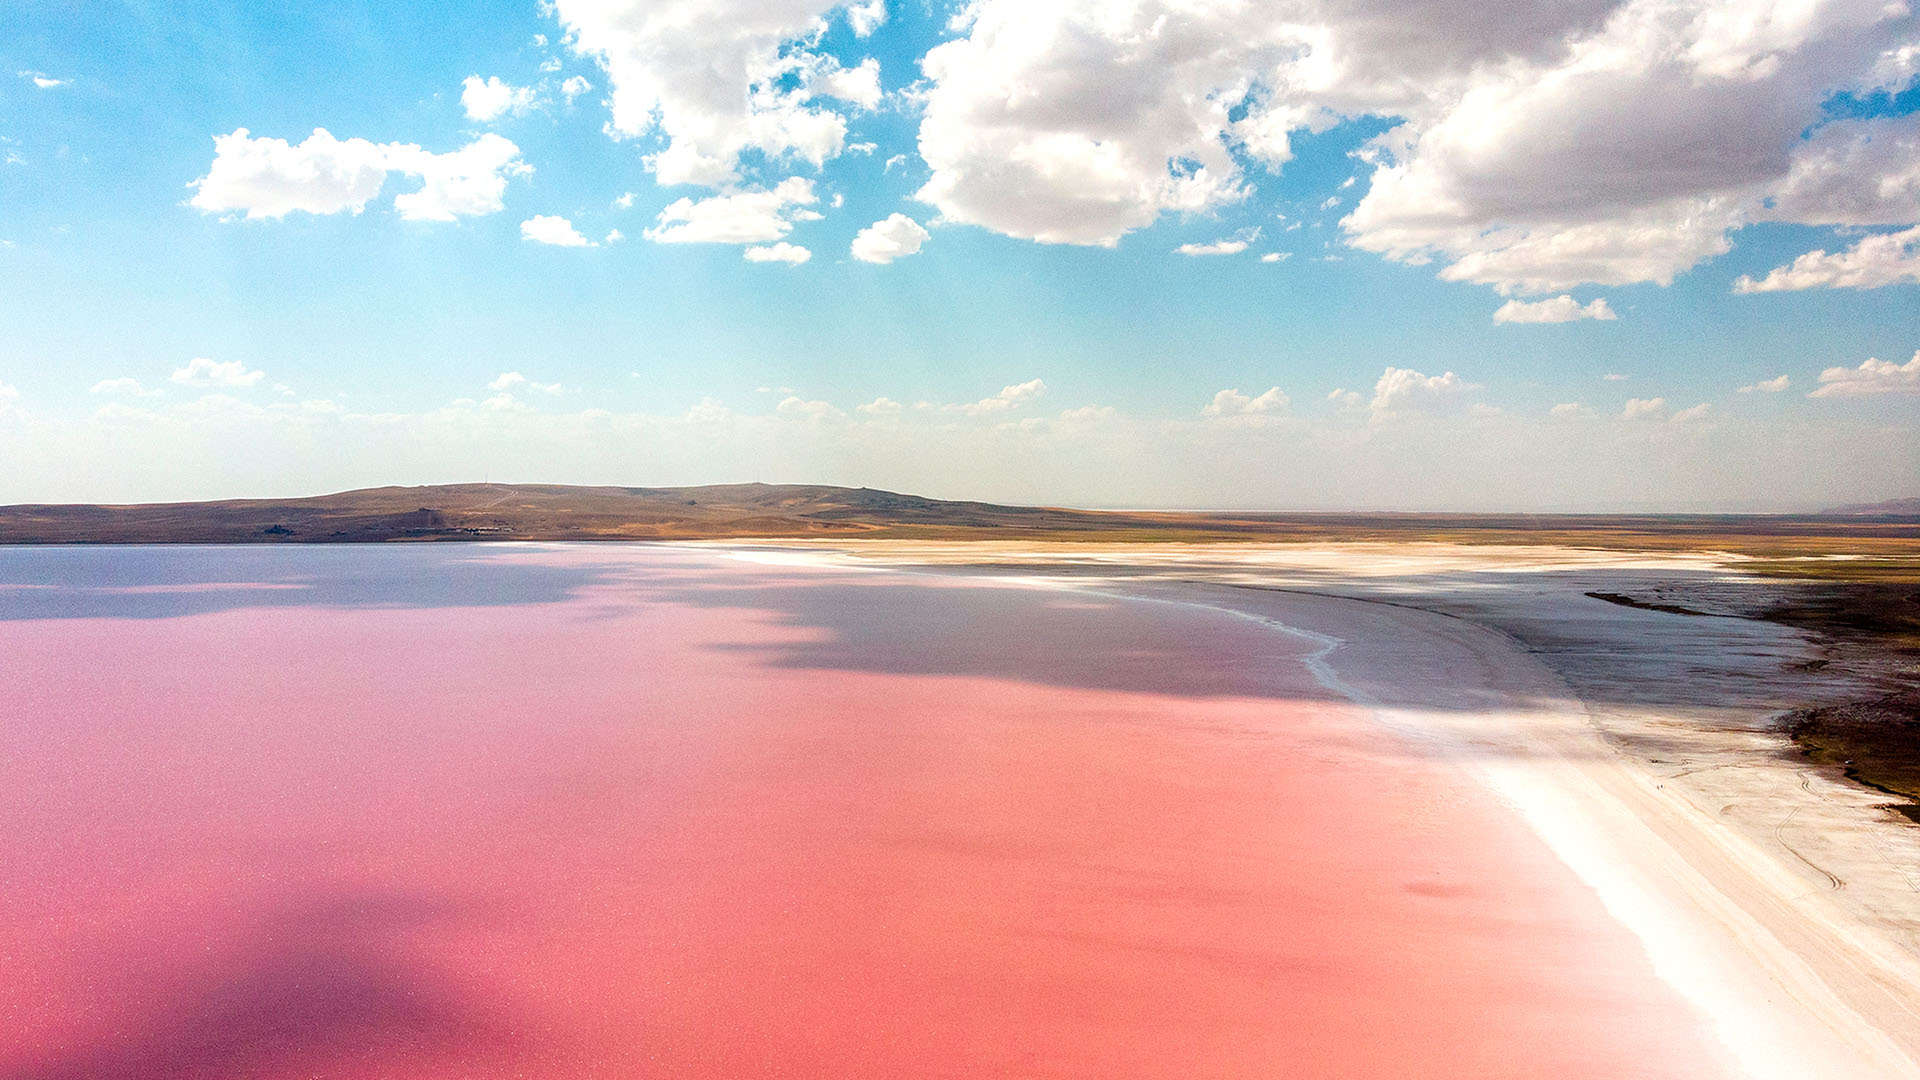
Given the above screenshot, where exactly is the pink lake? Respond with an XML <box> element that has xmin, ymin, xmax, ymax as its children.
<box><xmin>0</xmin><ymin>543</ymin><xmax>1728</xmax><ymax>1079</ymax></box>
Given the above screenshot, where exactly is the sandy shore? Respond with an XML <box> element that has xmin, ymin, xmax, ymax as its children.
<box><xmin>724</xmin><ymin>540</ymin><xmax>1920</xmax><ymax>1080</ymax></box>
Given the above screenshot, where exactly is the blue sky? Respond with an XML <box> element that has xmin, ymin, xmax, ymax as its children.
<box><xmin>1</xmin><ymin>0</ymin><xmax>1915</xmax><ymax>509</ymax></box>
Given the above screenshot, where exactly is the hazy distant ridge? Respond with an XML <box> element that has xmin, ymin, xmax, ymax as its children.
<box><xmin>2</xmin><ymin>483</ymin><xmax>1917</xmax><ymax>548</ymax></box>
<box><xmin>1822</xmin><ymin>497</ymin><xmax>1920</xmax><ymax>517</ymax></box>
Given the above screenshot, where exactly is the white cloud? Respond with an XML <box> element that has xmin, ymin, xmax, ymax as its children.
<box><xmin>845</xmin><ymin>0</ymin><xmax>886</xmax><ymax>36</ymax></box>
<box><xmin>0</xmin><ymin>381</ymin><xmax>20</xmax><ymax>417</ymax></box>
<box><xmin>19</xmin><ymin>71</ymin><xmax>67</xmax><ymax>89</ymax></box>
<box><xmin>613</xmin><ymin>191</ymin><xmax>635</xmax><ymax>209</ymax></box>
<box><xmin>744</xmin><ymin>242</ymin><xmax>812</xmax><ymax>264</ymax></box>
<box><xmin>604</xmin><ymin>228</ymin><xmax>623</xmax><ymax>243</ymax></box>
<box><xmin>950</xmin><ymin>378</ymin><xmax>1045</xmax><ymax>416</ymax></box>
<box><xmin>189</xmin><ymin>128</ymin><xmax>527</xmax><ymax>222</ymax></box>
<box><xmin>913</xmin><ymin>2</ymin><xmax>1294</xmax><ymax>246</ymax></box>
<box><xmin>188</xmin><ymin>128</ymin><xmax>392</xmax><ymax>219</ymax></box>
<box><xmin>170</xmin><ymin>357</ymin><xmax>264</xmax><ymax>388</ymax></box>
<box><xmin>1370</xmin><ymin>367</ymin><xmax>1478</xmax><ymax>418</ymax></box>
<box><xmin>1492</xmin><ymin>295</ymin><xmax>1617</xmax><ymax>324</ymax></box>
<box><xmin>489</xmin><ymin>371</ymin><xmax>562</xmax><ymax>394</ymax></box>
<box><xmin>1809</xmin><ymin>351</ymin><xmax>1920</xmax><ymax>398</ymax></box>
<box><xmin>1056</xmin><ymin>404</ymin><xmax>1117</xmax><ymax>423</ymax></box>
<box><xmin>553</xmin><ymin>0</ymin><xmax>874</xmax><ymax>186</ymax></box>
<box><xmin>1765</xmin><ymin>117</ymin><xmax>1920</xmax><ymax>227</ymax></box>
<box><xmin>1603</xmin><ymin>372</ymin><xmax>1630</xmax><ymax>381</ymax></box>
<box><xmin>776</xmin><ymin>395</ymin><xmax>844</xmax><ymax>421</ymax></box>
<box><xmin>521</xmin><ymin>214</ymin><xmax>596</xmax><ymax>246</ymax></box>
<box><xmin>1342</xmin><ymin>1</ymin><xmax>1914</xmax><ymax>293</ymax></box>
<box><xmin>851</xmin><ymin>213</ymin><xmax>929</xmax><ymax>263</ymax></box>
<box><xmin>1621</xmin><ymin>396</ymin><xmax>1668</xmax><ymax>421</ymax></box>
<box><xmin>89</xmin><ymin>378</ymin><xmax>161</xmax><ymax>398</ymax></box>
<box><xmin>857</xmin><ymin>396</ymin><xmax>903</xmax><ymax>415</ymax></box>
<box><xmin>1732</xmin><ymin>226</ymin><xmax>1920</xmax><ymax>293</ymax></box>
<box><xmin>561</xmin><ymin>75</ymin><xmax>594</xmax><ymax>103</ymax></box>
<box><xmin>1737</xmin><ymin>374</ymin><xmax>1790</xmax><ymax>393</ymax></box>
<box><xmin>900</xmin><ymin>0</ymin><xmax>1916</xmax><ymax>290</ymax></box>
<box><xmin>818</xmin><ymin>58</ymin><xmax>882</xmax><ymax>111</ymax></box>
<box><xmin>1669</xmin><ymin>402</ymin><xmax>1712</xmax><ymax>423</ymax></box>
<box><xmin>1177</xmin><ymin>227</ymin><xmax>1259</xmax><ymax>257</ymax></box>
<box><xmin>461</xmin><ymin>76</ymin><xmax>539</xmax><ymax>122</ymax></box>
<box><xmin>1550</xmin><ymin>402</ymin><xmax>1594</xmax><ymax>419</ymax></box>
<box><xmin>1202</xmin><ymin>387</ymin><xmax>1289</xmax><ymax>417</ymax></box>
<box><xmin>645</xmin><ymin>178</ymin><xmax>820</xmax><ymax>244</ymax></box>
<box><xmin>1260</xmin><ymin>252</ymin><xmax>1290</xmax><ymax>263</ymax></box>
<box><xmin>385</xmin><ymin>134</ymin><xmax>530</xmax><ymax>221</ymax></box>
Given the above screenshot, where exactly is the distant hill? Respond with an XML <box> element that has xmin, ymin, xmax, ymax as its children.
<box><xmin>1823</xmin><ymin>497</ymin><xmax>1920</xmax><ymax>517</ymax></box>
<box><xmin>3</xmin><ymin>482</ymin><xmax>1920</xmax><ymax>549</ymax></box>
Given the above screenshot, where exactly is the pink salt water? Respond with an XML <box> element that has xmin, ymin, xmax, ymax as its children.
<box><xmin>0</xmin><ymin>544</ymin><xmax>1728</xmax><ymax>1079</ymax></box>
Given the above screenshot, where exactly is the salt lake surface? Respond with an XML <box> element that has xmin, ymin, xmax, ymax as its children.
<box><xmin>0</xmin><ymin>544</ymin><xmax>1730</xmax><ymax>1078</ymax></box>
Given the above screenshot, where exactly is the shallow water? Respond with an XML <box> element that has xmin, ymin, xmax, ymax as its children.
<box><xmin>0</xmin><ymin>543</ymin><xmax>1726</xmax><ymax>1079</ymax></box>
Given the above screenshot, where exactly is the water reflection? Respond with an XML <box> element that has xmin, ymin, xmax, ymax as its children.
<box><xmin>0</xmin><ymin>545</ymin><xmax>614</xmax><ymax>621</ymax></box>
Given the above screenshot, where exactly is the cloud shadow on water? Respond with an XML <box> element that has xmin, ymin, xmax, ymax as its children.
<box><xmin>3</xmin><ymin>887</ymin><xmax>506</xmax><ymax>1080</ymax></box>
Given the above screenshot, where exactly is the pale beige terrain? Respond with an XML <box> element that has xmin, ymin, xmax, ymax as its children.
<box><xmin>717</xmin><ymin>540</ymin><xmax>1920</xmax><ymax>1080</ymax></box>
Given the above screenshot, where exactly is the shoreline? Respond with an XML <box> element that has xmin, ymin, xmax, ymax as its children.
<box><xmin>720</xmin><ymin>540</ymin><xmax>1920</xmax><ymax>1080</ymax></box>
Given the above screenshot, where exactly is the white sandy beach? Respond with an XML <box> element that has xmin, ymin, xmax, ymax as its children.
<box><xmin>725</xmin><ymin>540</ymin><xmax>1920</xmax><ymax>1080</ymax></box>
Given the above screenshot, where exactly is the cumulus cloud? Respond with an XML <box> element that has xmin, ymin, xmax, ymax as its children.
<box><xmin>553</xmin><ymin>0</ymin><xmax>878</xmax><ymax>186</ymax></box>
<box><xmin>1202</xmin><ymin>387</ymin><xmax>1289</xmax><ymax>417</ymax></box>
<box><xmin>1492</xmin><ymin>295</ymin><xmax>1617</xmax><ymax>324</ymax></box>
<box><xmin>1764</xmin><ymin>117</ymin><xmax>1920</xmax><ymax>227</ymax></box>
<box><xmin>561</xmin><ymin>75</ymin><xmax>594</xmax><ymax>103</ymax></box>
<box><xmin>776</xmin><ymin>395</ymin><xmax>845</xmax><ymax>421</ymax></box>
<box><xmin>744</xmin><ymin>242</ymin><xmax>812</xmax><ymax>264</ymax></box>
<box><xmin>384</xmin><ymin>135</ymin><xmax>530</xmax><ymax>221</ymax></box>
<box><xmin>949</xmin><ymin>378</ymin><xmax>1045</xmax><ymax>416</ymax></box>
<box><xmin>19</xmin><ymin>71</ymin><xmax>67</xmax><ymax>89</ymax></box>
<box><xmin>856</xmin><ymin>396</ymin><xmax>903</xmax><ymax>415</ymax></box>
<box><xmin>817</xmin><ymin>57</ymin><xmax>882</xmax><ymax>110</ymax></box>
<box><xmin>1369</xmin><ymin>367</ymin><xmax>1478</xmax><ymax>418</ymax></box>
<box><xmin>1809</xmin><ymin>351</ymin><xmax>1920</xmax><ymax>398</ymax></box>
<box><xmin>902</xmin><ymin>0</ymin><xmax>1918</xmax><ymax>291</ymax></box>
<box><xmin>1621</xmin><ymin>396</ymin><xmax>1668</xmax><ymax>421</ymax></box>
<box><xmin>187</xmin><ymin>129</ymin><xmax>391</xmax><ymax>219</ymax></box>
<box><xmin>913</xmin><ymin>1</ymin><xmax>1293</xmax><ymax>246</ymax></box>
<box><xmin>845</xmin><ymin>0</ymin><xmax>886</xmax><ymax>36</ymax></box>
<box><xmin>1550</xmin><ymin>402</ymin><xmax>1595</xmax><ymax>419</ymax></box>
<box><xmin>1343</xmin><ymin>1</ymin><xmax>1915</xmax><ymax>293</ymax></box>
<box><xmin>189</xmin><ymin>128</ymin><xmax>528</xmax><ymax>222</ymax></box>
<box><xmin>1177</xmin><ymin>228</ymin><xmax>1260</xmax><ymax>257</ymax></box>
<box><xmin>1669</xmin><ymin>402</ymin><xmax>1712</xmax><ymax>423</ymax></box>
<box><xmin>851</xmin><ymin>213</ymin><xmax>930</xmax><ymax>263</ymax></box>
<box><xmin>461</xmin><ymin>76</ymin><xmax>539</xmax><ymax>122</ymax></box>
<box><xmin>170</xmin><ymin>357</ymin><xmax>264</xmax><ymax>388</ymax></box>
<box><xmin>1732</xmin><ymin>226</ymin><xmax>1920</xmax><ymax>293</ymax></box>
<box><xmin>646</xmin><ymin>178</ymin><xmax>820</xmax><ymax>244</ymax></box>
<box><xmin>1738</xmin><ymin>374</ymin><xmax>1790</xmax><ymax>393</ymax></box>
<box><xmin>489</xmin><ymin>371</ymin><xmax>562</xmax><ymax>395</ymax></box>
<box><xmin>521</xmin><ymin>214</ymin><xmax>595</xmax><ymax>246</ymax></box>
<box><xmin>90</xmin><ymin>378</ymin><xmax>161</xmax><ymax>398</ymax></box>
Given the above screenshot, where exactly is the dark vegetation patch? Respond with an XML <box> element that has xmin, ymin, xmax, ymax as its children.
<box><xmin>1584</xmin><ymin>591</ymin><xmax>1716</xmax><ymax>617</ymax></box>
<box><xmin>1760</xmin><ymin>583</ymin><xmax>1920</xmax><ymax>653</ymax></box>
<box><xmin>1786</xmin><ymin>694</ymin><xmax>1920</xmax><ymax>816</ymax></box>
